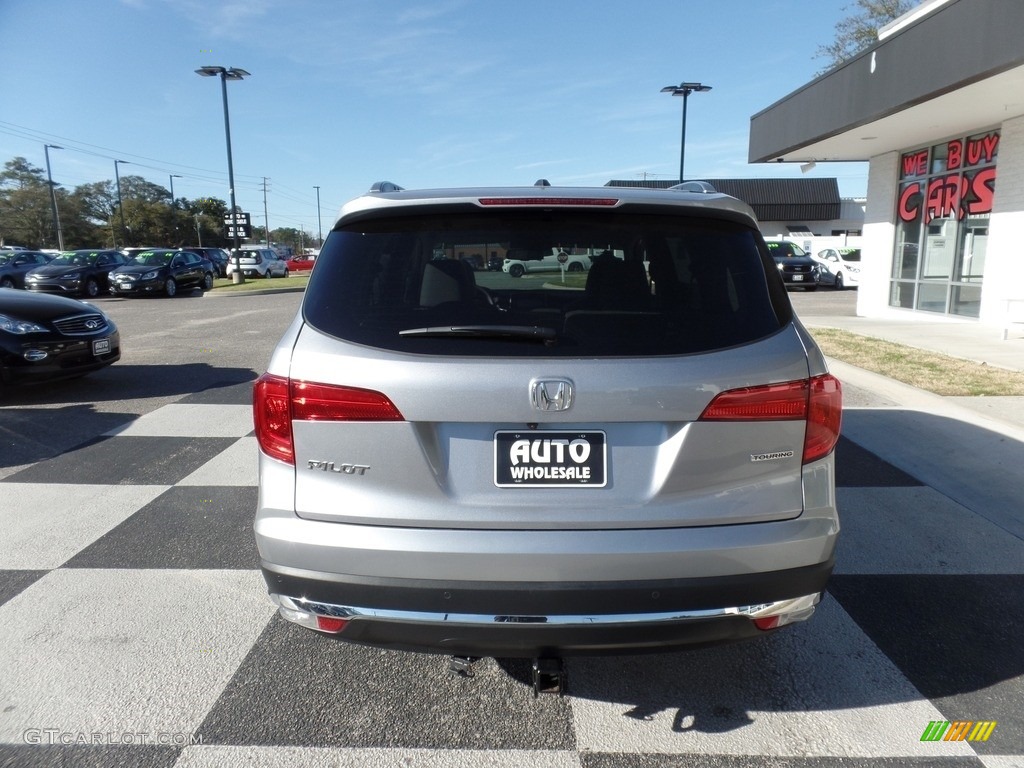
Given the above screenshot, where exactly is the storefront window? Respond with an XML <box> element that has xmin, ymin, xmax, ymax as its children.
<box><xmin>891</xmin><ymin>131</ymin><xmax>998</xmax><ymax>317</ymax></box>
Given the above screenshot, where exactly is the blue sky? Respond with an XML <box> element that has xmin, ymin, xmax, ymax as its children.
<box><xmin>0</xmin><ymin>0</ymin><xmax>867</xmax><ymax>237</ymax></box>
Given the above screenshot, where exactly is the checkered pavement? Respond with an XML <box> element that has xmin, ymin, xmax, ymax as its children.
<box><xmin>1</xmin><ymin>381</ymin><xmax>1021</xmax><ymax>768</ymax></box>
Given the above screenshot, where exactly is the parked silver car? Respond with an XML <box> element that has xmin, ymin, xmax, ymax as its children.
<box><xmin>253</xmin><ymin>181</ymin><xmax>842</xmax><ymax>666</ymax></box>
<box><xmin>226</xmin><ymin>247</ymin><xmax>289</xmax><ymax>279</ymax></box>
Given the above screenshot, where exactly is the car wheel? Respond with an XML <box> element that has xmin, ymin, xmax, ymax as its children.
<box><xmin>567</xmin><ymin>262</ymin><xmax>584</xmax><ymax>272</ymax></box>
<box><xmin>509</xmin><ymin>264</ymin><xmax>525</xmax><ymax>278</ymax></box>
<box><xmin>164</xmin><ymin>278</ymin><xmax>177</xmax><ymax>297</ymax></box>
<box><xmin>834</xmin><ymin>272</ymin><xmax>844</xmax><ymax>291</ymax></box>
<box><xmin>201</xmin><ymin>272</ymin><xmax>214</xmax><ymax>291</ymax></box>
<box><xmin>84</xmin><ymin>278</ymin><xmax>100</xmax><ymax>298</ymax></box>
<box><xmin>0</xmin><ymin>277</ymin><xmax>14</xmax><ymax>289</ymax></box>
<box><xmin>805</xmin><ymin>285</ymin><xmax>818</xmax><ymax>292</ymax></box>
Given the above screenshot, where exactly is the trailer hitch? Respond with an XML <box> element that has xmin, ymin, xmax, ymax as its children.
<box><xmin>532</xmin><ymin>657</ymin><xmax>566</xmax><ymax>697</ymax></box>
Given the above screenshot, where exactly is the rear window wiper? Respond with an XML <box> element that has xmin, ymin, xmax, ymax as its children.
<box><xmin>399</xmin><ymin>324</ymin><xmax>557</xmax><ymax>343</ymax></box>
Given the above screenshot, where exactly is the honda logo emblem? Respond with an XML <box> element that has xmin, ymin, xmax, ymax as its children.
<box><xmin>531</xmin><ymin>379</ymin><xmax>573</xmax><ymax>412</ymax></box>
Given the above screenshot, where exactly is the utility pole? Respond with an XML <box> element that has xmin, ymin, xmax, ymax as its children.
<box><xmin>262</xmin><ymin>177</ymin><xmax>270</xmax><ymax>247</ymax></box>
<box><xmin>314</xmin><ymin>185</ymin><xmax>323</xmax><ymax>247</ymax></box>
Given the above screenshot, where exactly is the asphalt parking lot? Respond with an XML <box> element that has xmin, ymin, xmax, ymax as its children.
<box><xmin>2</xmin><ymin>286</ymin><xmax>1021</xmax><ymax>767</ymax></box>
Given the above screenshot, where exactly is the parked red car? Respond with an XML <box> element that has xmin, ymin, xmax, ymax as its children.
<box><xmin>286</xmin><ymin>254</ymin><xmax>316</xmax><ymax>273</ymax></box>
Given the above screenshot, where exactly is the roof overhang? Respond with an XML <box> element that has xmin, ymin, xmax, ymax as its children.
<box><xmin>749</xmin><ymin>0</ymin><xmax>1024</xmax><ymax>164</ymax></box>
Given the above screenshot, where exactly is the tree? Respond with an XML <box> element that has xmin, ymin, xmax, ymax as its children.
<box><xmin>0</xmin><ymin>157</ymin><xmax>53</xmax><ymax>247</ymax></box>
<box><xmin>270</xmin><ymin>227</ymin><xmax>313</xmax><ymax>252</ymax></box>
<box><xmin>181</xmin><ymin>196</ymin><xmax>229</xmax><ymax>248</ymax></box>
<box><xmin>814</xmin><ymin>0</ymin><xmax>914</xmax><ymax>70</ymax></box>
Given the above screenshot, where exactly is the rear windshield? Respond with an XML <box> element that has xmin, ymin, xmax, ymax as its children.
<box><xmin>303</xmin><ymin>211</ymin><xmax>788</xmax><ymax>357</ymax></box>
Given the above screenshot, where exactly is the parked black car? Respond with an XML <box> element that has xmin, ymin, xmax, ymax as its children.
<box><xmin>180</xmin><ymin>246</ymin><xmax>230</xmax><ymax>278</ymax></box>
<box><xmin>0</xmin><ymin>288</ymin><xmax>120</xmax><ymax>393</ymax></box>
<box><xmin>766</xmin><ymin>240</ymin><xmax>819</xmax><ymax>291</ymax></box>
<box><xmin>24</xmin><ymin>250</ymin><xmax>128</xmax><ymax>297</ymax></box>
<box><xmin>109</xmin><ymin>249</ymin><xmax>215</xmax><ymax>297</ymax></box>
<box><xmin>0</xmin><ymin>251</ymin><xmax>54</xmax><ymax>289</ymax></box>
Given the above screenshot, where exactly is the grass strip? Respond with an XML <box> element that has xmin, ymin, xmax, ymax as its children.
<box><xmin>811</xmin><ymin>327</ymin><xmax>1024</xmax><ymax>396</ymax></box>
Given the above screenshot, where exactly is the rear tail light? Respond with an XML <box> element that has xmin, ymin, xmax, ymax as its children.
<box><xmin>699</xmin><ymin>374</ymin><xmax>842</xmax><ymax>464</ymax></box>
<box><xmin>253</xmin><ymin>373</ymin><xmax>404</xmax><ymax>464</ymax></box>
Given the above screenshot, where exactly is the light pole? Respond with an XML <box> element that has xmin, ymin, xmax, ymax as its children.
<box><xmin>44</xmin><ymin>144</ymin><xmax>65</xmax><ymax>251</ymax></box>
<box><xmin>195</xmin><ymin>65</ymin><xmax>250</xmax><ymax>283</ymax></box>
<box><xmin>169</xmin><ymin>174</ymin><xmax>182</xmax><ymax>244</ymax></box>
<box><xmin>114</xmin><ymin>159</ymin><xmax>130</xmax><ymax>247</ymax></box>
<box><xmin>314</xmin><ymin>185</ymin><xmax>323</xmax><ymax>248</ymax></box>
<box><xmin>660</xmin><ymin>81</ymin><xmax>712</xmax><ymax>184</ymax></box>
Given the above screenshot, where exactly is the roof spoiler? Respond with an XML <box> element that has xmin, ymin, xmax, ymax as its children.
<box><xmin>669</xmin><ymin>181</ymin><xmax>717</xmax><ymax>193</ymax></box>
<box><xmin>369</xmin><ymin>181</ymin><xmax>404</xmax><ymax>193</ymax></box>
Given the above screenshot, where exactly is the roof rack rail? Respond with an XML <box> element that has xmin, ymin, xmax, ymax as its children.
<box><xmin>670</xmin><ymin>181</ymin><xmax>717</xmax><ymax>193</ymax></box>
<box><xmin>534</xmin><ymin>179</ymin><xmax>551</xmax><ymax>187</ymax></box>
<box><xmin>369</xmin><ymin>181</ymin><xmax>405</xmax><ymax>193</ymax></box>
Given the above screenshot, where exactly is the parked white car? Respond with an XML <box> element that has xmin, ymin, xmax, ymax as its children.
<box><xmin>502</xmin><ymin>248</ymin><xmax>592</xmax><ymax>277</ymax></box>
<box><xmin>226</xmin><ymin>248</ymin><xmax>289</xmax><ymax>279</ymax></box>
<box><xmin>813</xmin><ymin>247</ymin><xmax>861</xmax><ymax>290</ymax></box>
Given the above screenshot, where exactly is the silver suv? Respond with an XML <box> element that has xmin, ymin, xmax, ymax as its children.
<box><xmin>254</xmin><ymin>181</ymin><xmax>842</xmax><ymax>661</ymax></box>
<box><xmin>227</xmin><ymin>247</ymin><xmax>289</xmax><ymax>279</ymax></box>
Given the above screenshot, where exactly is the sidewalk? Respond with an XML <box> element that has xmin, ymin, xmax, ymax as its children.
<box><xmin>801</xmin><ymin>313</ymin><xmax>1024</xmax><ymax>540</ymax></box>
<box><xmin>802</xmin><ymin>313</ymin><xmax>1024</xmax><ymax>431</ymax></box>
<box><xmin>802</xmin><ymin>313</ymin><xmax>1024</xmax><ymax>373</ymax></box>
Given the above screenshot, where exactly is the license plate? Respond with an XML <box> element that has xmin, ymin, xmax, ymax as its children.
<box><xmin>792</xmin><ymin>274</ymin><xmax>804</xmax><ymax>281</ymax></box>
<box><xmin>119</xmin><ymin>283</ymin><xmax>132</xmax><ymax>290</ymax></box>
<box><xmin>93</xmin><ymin>338</ymin><xmax>110</xmax><ymax>356</ymax></box>
<box><xmin>494</xmin><ymin>430</ymin><xmax>606</xmax><ymax>487</ymax></box>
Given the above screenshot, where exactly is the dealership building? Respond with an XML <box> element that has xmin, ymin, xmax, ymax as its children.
<box><xmin>749</xmin><ymin>0</ymin><xmax>1024</xmax><ymax>328</ymax></box>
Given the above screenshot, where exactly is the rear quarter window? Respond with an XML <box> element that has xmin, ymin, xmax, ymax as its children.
<box><xmin>303</xmin><ymin>211</ymin><xmax>789</xmax><ymax>357</ymax></box>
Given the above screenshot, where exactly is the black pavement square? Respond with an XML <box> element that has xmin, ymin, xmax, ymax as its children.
<box><xmin>62</xmin><ymin>486</ymin><xmax>259</xmax><ymax>570</ymax></box>
<box><xmin>179</xmin><ymin>379</ymin><xmax>256</xmax><ymax>407</ymax></box>
<box><xmin>835</xmin><ymin>436</ymin><xmax>922</xmax><ymax>487</ymax></box>
<box><xmin>0</xmin><ymin>745</ymin><xmax>180</xmax><ymax>768</ymax></box>
<box><xmin>0</xmin><ymin>569</ymin><xmax>48</xmax><ymax>609</ymax></box>
<box><xmin>2</xmin><ymin>436</ymin><xmax>238</xmax><ymax>486</ymax></box>
<box><xmin>197</xmin><ymin>615</ymin><xmax>576</xmax><ymax>750</ymax></box>
<box><xmin>828</xmin><ymin>574</ymin><xmax>1024</xmax><ymax>755</ymax></box>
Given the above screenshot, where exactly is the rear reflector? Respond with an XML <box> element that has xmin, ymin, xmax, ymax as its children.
<box><xmin>253</xmin><ymin>373</ymin><xmax>404</xmax><ymax>465</ymax></box>
<box><xmin>316</xmin><ymin>616</ymin><xmax>349</xmax><ymax>633</ymax></box>
<box><xmin>699</xmin><ymin>374</ymin><xmax>842</xmax><ymax>464</ymax></box>
<box><xmin>478</xmin><ymin>197</ymin><xmax>619</xmax><ymax>207</ymax></box>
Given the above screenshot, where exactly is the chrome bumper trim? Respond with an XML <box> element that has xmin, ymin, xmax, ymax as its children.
<box><xmin>271</xmin><ymin>592</ymin><xmax>820</xmax><ymax>627</ymax></box>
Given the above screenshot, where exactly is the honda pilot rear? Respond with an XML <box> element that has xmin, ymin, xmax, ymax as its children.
<box><xmin>253</xmin><ymin>181</ymin><xmax>841</xmax><ymax>659</ymax></box>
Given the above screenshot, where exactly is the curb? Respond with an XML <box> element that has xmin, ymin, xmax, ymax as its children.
<box><xmin>204</xmin><ymin>286</ymin><xmax>306</xmax><ymax>298</ymax></box>
<box><xmin>827</xmin><ymin>357</ymin><xmax>1024</xmax><ymax>443</ymax></box>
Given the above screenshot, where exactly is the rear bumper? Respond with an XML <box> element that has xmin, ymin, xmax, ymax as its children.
<box><xmin>260</xmin><ymin>560</ymin><xmax>833</xmax><ymax>656</ymax></box>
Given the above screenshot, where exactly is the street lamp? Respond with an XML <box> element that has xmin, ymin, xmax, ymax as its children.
<box><xmin>195</xmin><ymin>65</ymin><xmax>250</xmax><ymax>283</ymax></box>
<box><xmin>114</xmin><ymin>159</ymin><xmax>130</xmax><ymax>247</ymax></box>
<box><xmin>169</xmin><ymin>174</ymin><xmax>182</xmax><ymax>244</ymax></box>
<box><xmin>43</xmin><ymin>144</ymin><xmax>65</xmax><ymax>251</ymax></box>
<box><xmin>314</xmin><ymin>185</ymin><xmax>323</xmax><ymax>248</ymax></box>
<box><xmin>660</xmin><ymin>81</ymin><xmax>712</xmax><ymax>184</ymax></box>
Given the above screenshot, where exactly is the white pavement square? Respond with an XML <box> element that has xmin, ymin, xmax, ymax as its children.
<box><xmin>568</xmin><ymin>598</ymin><xmax>975</xmax><ymax>759</ymax></box>
<box><xmin>178</xmin><ymin>436</ymin><xmax>258</xmax><ymax>487</ymax></box>
<box><xmin>103</xmin><ymin>404</ymin><xmax>254</xmax><ymax>439</ymax></box>
<box><xmin>0</xmin><ymin>483</ymin><xmax>169</xmax><ymax>569</ymax></box>
<box><xmin>0</xmin><ymin>569</ymin><xmax>275</xmax><ymax>743</ymax></box>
